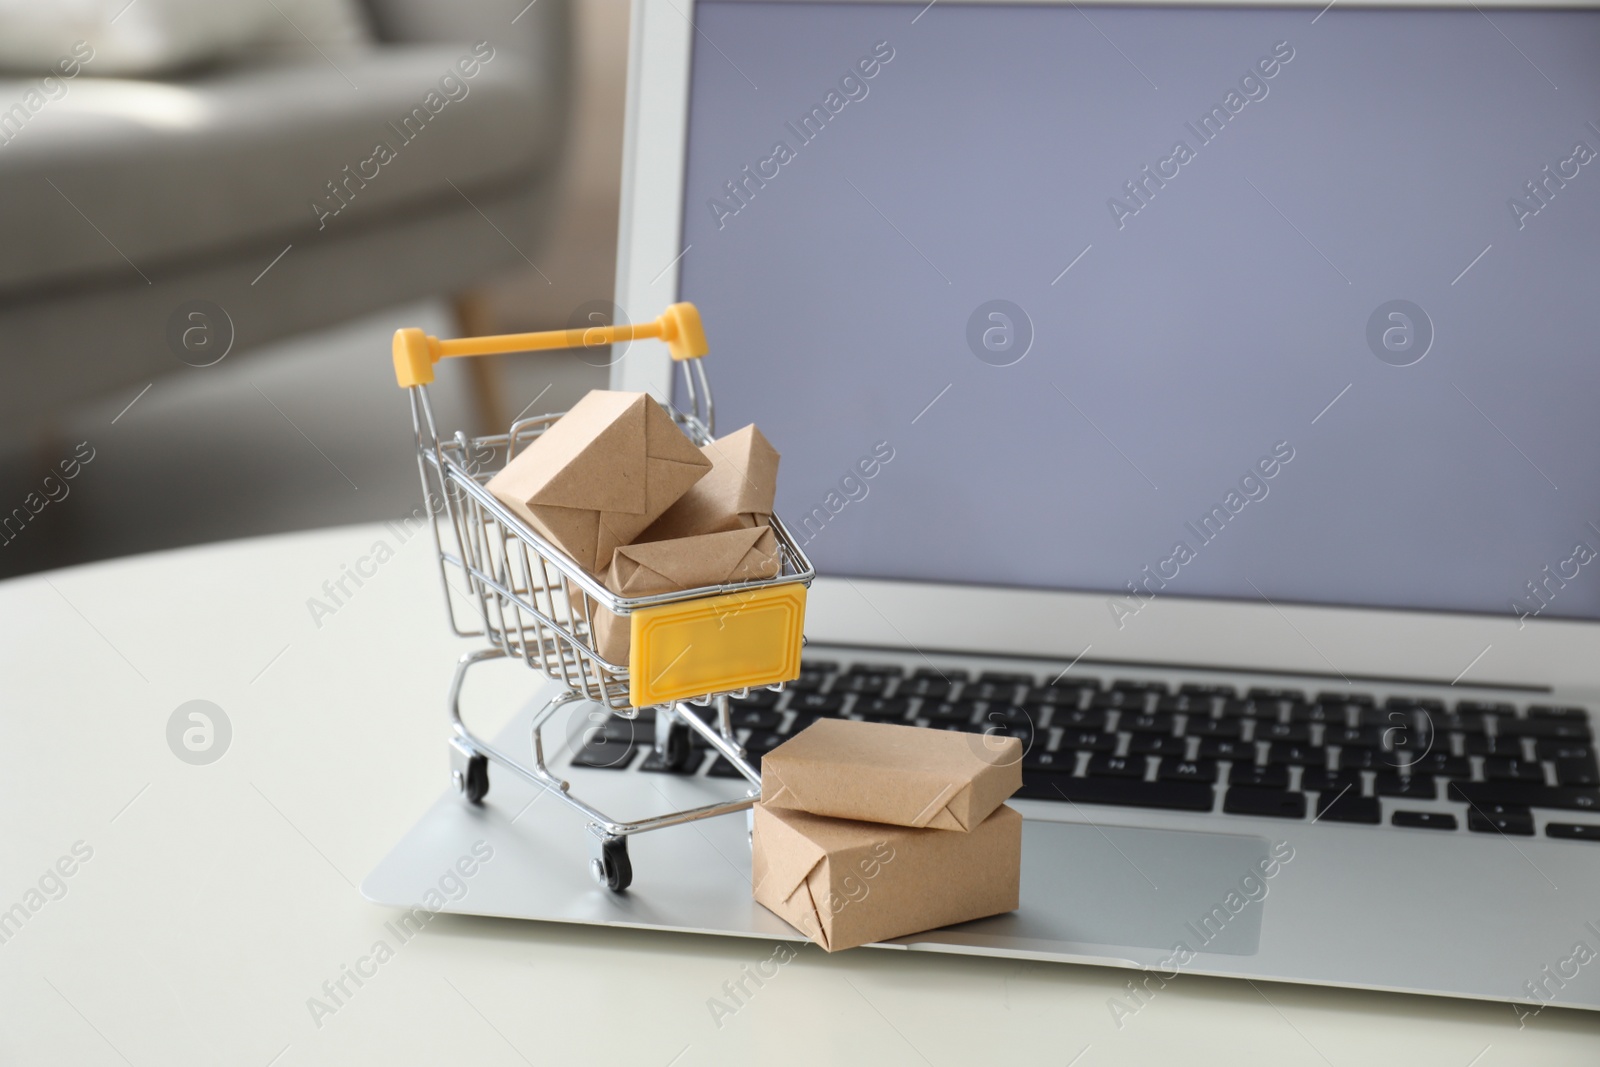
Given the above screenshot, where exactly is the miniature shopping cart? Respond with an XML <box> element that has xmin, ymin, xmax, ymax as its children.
<box><xmin>391</xmin><ymin>303</ymin><xmax>814</xmax><ymax>891</ymax></box>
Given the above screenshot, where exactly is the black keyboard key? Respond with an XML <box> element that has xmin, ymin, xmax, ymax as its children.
<box><xmin>1498</xmin><ymin>718</ymin><xmax>1593</xmax><ymax>741</ymax></box>
<box><xmin>1336</xmin><ymin>748</ymin><xmax>1384</xmax><ymax>771</ymax></box>
<box><xmin>1547</xmin><ymin>822</ymin><xmax>1600</xmax><ymax>841</ymax></box>
<box><xmin>1199</xmin><ymin>738</ymin><xmax>1252</xmax><ymax>761</ymax></box>
<box><xmin>1464</xmin><ymin>735</ymin><xmax>1523</xmax><ymax>758</ymax></box>
<box><xmin>1128</xmin><ymin>734</ymin><xmax>1187</xmax><ymax>757</ymax></box>
<box><xmin>1247</xmin><ymin>687</ymin><xmax>1305</xmax><ymax>703</ymax></box>
<box><xmin>1155</xmin><ymin>694</ymin><xmax>1211</xmax><ymax>715</ymax></box>
<box><xmin>1059</xmin><ymin>729</ymin><xmax>1117</xmax><ymax>753</ymax></box>
<box><xmin>1113</xmin><ymin>679</ymin><xmax>1169</xmax><ymax>695</ymax></box>
<box><xmin>1290</xmin><ymin>702</ymin><xmax>1347</xmax><ymax>725</ymax></box>
<box><xmin>1266</xmin><ymin>742</ymin><xmax>1323</xmax><ymax>766</ymax></box>
<box><xmin>1408</xmin><ymin>753</ymin><xmax>1472</xmax><ymax>778</ymax></box>
<box><xmin>1041</xmin><ymin>673</ymin><xmax>1097</xmax><ymax>688</ymax></box>
<box><xmin>1483</xmin><ymin>757</ymin><xmax>1545</xmax><ymax>782</ymax></box>
<box><xmin>1318</xmin><ymin>690</ymin><xmax>1375</xmax><ymax>706</ymax></box>
<box><xmin>1229</xmin><ymin>764</ymin><xmax>1289</xmax><ymax>789</ymax></box>
<box><xmin>597</xmin><ymin>719</ymin><xmax>653</xmax><ymax>745</ymax></box>
<box><xmin>1528</xmin><ymin>705</ymin><xmax>1588</xmax><ymax>720</ymax></box>
<box><xmin>1184</xmin><ymin>718</ymin><xmax>1243</xmax><ymax>740</ymax></box>
<box><xmin>785</xmin><ymin>714</ymin><xmax>827</xmax><ymax>735</ymax></box>
<box><xmin>1555</xmin><ymin>759</ymin><xmax>1600</xmax><ymax>787</ymax></box>
<box><xmin>800</xmin><ymin>659</ymin><xmax>839</xmax><ymax>673</ymax></box>
<box><xmin>1358</xmin><ymin>708</ymin><xmax>1410</xmax><ymax>730</ymax></box>
<box><xmin>732</xmin><ymin>688</ymin><xmax>781</xmax><ymax>708</ymax></box>
<box><xmin>570</xmin><ymin>741</ymin><xmax>639</xmax><ymax>769</ymax></box>
<box><xmin>1024</xmin><ymin>685</ymin><xmax>1087</xmax><ymax>705</ymax></box>
<box><xmin>1431</xmin><ymin>712</ymin><xmax>1489</xmax><ymax>735</ymax></box>
<box><xmin>1385</xmin><ymin>697</ymin><xmax>1446</xmax><ymax>714</ymax></box>
<box><xmin>983</xmin><ymin>704</ymin><xmax>1037</xmax><ymax>727</ymax></box>
<box><xmin>1090</xmin><ymin>690</ymin><xmax>1146</xmax><ymax>711</ymax></box>
<box><xmin>1467</xmin><ymin>807</ymin><xmax>1535</xmax><ymax>836</ymax></box>
<box><xmin>1018</xmin><ymin>773</ymin><xmax>1215</xmax><ymax>811</ymax></box>
<box><xmin>743</xmin><ymin>731</ymin><xmax>788</xmax><ymax>754</ymax></box>
<box><xmin>1300</xmin><ymin>768</ymin><xmax>1362</xmax><ymax>794</ymax></box>
<box><xmin>1180</xmin><ymin>682</ymin><xmax>1237</xmax><ymax>699</ymax></box>
<box><xmin>899</xmin><ymin>678</ymin><xmax>954</xmax><ymax>700</ymax></box>
<box><xmin>706</xmin><ymin>755</ymin><xmax>762</xmax><ymax>778</ymax></box>
<box><xmin>979</xmin><ymin>670</ymin><xmax>1034</xmax><ymax>685</ymax></box>
<box><xmin>1023</xmin><ymin>748</ymin><xmax>1075</xmax><ymax>772</ymax></box>
<box><xmin>1384</xmin><ymin>722</ymin><xmax>1434</xmax><ymax>760</ymax></box>
<box><xmin>836</xmin><ymin>676</ymin><xmax>893</xmax><ymax>697</ymax></box>
<box><xmin>852</xmin><ymin>697</ymin><xmax>910</xmax><ymax>721</ymax></box>
<box><xmin>787</xmin><ymin>669</ymin><xmax>831</xmax><ymax>693</ymax></box>
<box><xmin>1315</xmin><ymin>792</ymin><xmax>1381</xmax><ymax>824</ymax></box>
<box><xmin>1052</xmin><ymin>708</ymin><xmax>1111</xmax><ymax>731</ymax></box>
<box><xmin>730</xmin><ymin>708</ymin><xmax>783</xmax><ymax>731</ymax></box>
<box><xmin>1158</xmin><ymin>758</ymin><xmax>1218</xmax><ymax>783</ymax></box>
<box><xmin>1470</xmin><ymin>800</ymin><xmax>1532</xmax><ymax>819</ymax></box>
<box><xmin>1220</xmin><ymin>699</ymin><xmax>1280</xmax><ymax>720</ymax></box>
<box><xmin>788</xmin><ymin>692</ymin><xmax>845</xmax><ymax>714</ymax></box>
<box><xmin>1537</xmin><ymin>741</ymin><xmax>1596</xmax><ymax>762</ymax></box>
<box><xmin>1332</xmin><ymin>727</ymin><xmax>1386</xmax><ymax>750</ymax></box>
<box><xmin>920</xmin><ymin>700</ymin><xmax>980</xmax><ymax>725</ymax></box>
<box><xmin>1450</xmin><ymin>781</ymin><xmax>1600</xmax><ymax>811</ymax></box>
<box><xmin>667</xmin><ymin>719</ymin><xmax>722</xmax><ymax>748</ymax></box>
<box><xmin>1393</xmin><ymin>810</ymin><xmax>1458</xmax><ymax>831</ymax></box>
<box><xmin>1256</xmin><ymin>722</ymin><xmax>1312</xmax><ymax>744</ymax></box>
<box><xmin>1375</xmin><ymin>772</ymin><xmax>1437</xmax><ymax>799</ymax></box>
<box><xmin>1087</xmin><ymin>754</ymin><xmax>1147</xmax><ymax>779</ymax></box>
<box><xmin>911</xmin><ymin>665</ymin><xmax>964</xmax><ymax>680</ymax></box>
<box><xmin>845</xmin><ymin>663</ymin><xmax>903</xmax><ymax>678</ymax></box>
<box><xmin>1119</xmin><ymin>713</ymin><xmax>1176</xmax><ymax>735</ymax></box>
<box><xmin>1224</xmin><ymin>787</ymin><xmax>1306</xmax><ymax>819</ymax></box>
<box><xmin>1456</xmin><ymin>700</ymin><xmax>1515</xmax><ymax>717</ymax></box>
<box><xmin>638</xmin><ymin>749</ymin><xmax>703</xmax><ymax>774</ymax></box>
<box><xmin>966</xmin><ymin>681</ymin><xmax>1024</xmax><ymax>702</ymax></box>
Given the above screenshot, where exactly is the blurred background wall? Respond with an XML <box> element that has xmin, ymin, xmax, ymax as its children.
<box><xmin>0</xmin><ymin>0</ymin><xmax>626</xmax><ymax>580</ymax></box>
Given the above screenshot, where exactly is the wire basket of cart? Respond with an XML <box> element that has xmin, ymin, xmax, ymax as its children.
<box><xmin>391</xmin><ymin>303</ymin><xmax>815</xmax><ymax>890</ymax></box>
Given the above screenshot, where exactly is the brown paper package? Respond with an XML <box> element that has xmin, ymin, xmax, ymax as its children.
<box><xmin>485</xmin><ymin>390</ymin><xmax>712</xmax><ymax>572</ymax></box>
<box><xmin>637</xmin><ymin>424</ymin><xmax>779</xmax><ymax>542</ymax></box>
<box><xmin>760</xmin><ymin>719</ymin><xmax>1022</xmax><ymax>831</ymax></box>
<box><xmin>574</xmin><ymin>525</ymin><xmax>781</xmax><ymax>664</ymax></box>
<box><xmin>752</xmin><ymin>803</ymin><xmax>1022</xmax><ymax>952</ymax></box>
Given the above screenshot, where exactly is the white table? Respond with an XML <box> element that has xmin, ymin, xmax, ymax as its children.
<box><xmin>2</xmin><ymin>523</ymin><xmax>1596</xmax><ymax>1065</ymax></box>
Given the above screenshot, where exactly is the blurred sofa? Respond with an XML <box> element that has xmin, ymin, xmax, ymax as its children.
<box><xmin>0</xmin><ymin>0</ymin><xmax>571</xmax><ymax>446</ymax></box>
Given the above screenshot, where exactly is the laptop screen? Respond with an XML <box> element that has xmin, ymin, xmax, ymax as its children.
<box><xmin>675</xmin><ymin>0</ymin><xmax>1600</xmax><ymax>623</ymax></box>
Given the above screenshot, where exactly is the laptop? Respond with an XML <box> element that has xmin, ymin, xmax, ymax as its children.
<box><xmin>365</xmin><ymin>0</ymin><xmax>1600</xmax><ymax>1014</ymax></box>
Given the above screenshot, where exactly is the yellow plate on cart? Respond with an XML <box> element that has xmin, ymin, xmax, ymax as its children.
<box><xmin>629</xmin><ymin>583</ymin><xmax>806</xmax><ymax>707</ymax></box>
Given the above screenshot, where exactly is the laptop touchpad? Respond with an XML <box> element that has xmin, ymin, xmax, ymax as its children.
<box><xmin>906</xmin><ymin>820</ymin><xmax>1274</xmax><ymax>956</ymax></box>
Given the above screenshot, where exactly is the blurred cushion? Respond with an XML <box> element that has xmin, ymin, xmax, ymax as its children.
<box><xmin>0</xmin><ymin>43</ymin><xmax>557</xmax><ymax>292</ymax></box>
<box><xmin>0</xmin><ymin>0</ymin><xmax>370</xmax><ymax>76</ymax></box>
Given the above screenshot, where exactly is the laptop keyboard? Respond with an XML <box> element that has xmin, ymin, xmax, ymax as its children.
<box><xmin>569</xmin><ymin>659</ymin><xmax>1600</xmax><ymax>840</ymax></box>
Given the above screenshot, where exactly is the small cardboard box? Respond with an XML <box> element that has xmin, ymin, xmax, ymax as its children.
<box><xmin>576</xmin><ymin>525</ymin><xmax>782</xmax><ymax>663</ymax></box>
<box><xmin>638</xmin><ymin>424</ymin><xmax>779</xmax><ymax>542</ymax></box>
<box><xmin>761</xmin><ymin>719</ymin><xmax>1022</xmax><ymax>831</ymax></box>
<box><xmin>485</xmin><ymin>390</ymin><xmax>712</xmax><ymax>572</ymax></box>
<box><xmin>752</xmin><ymin>802</ymin><xmax>1022</xmax><ymax>951</ymax></box>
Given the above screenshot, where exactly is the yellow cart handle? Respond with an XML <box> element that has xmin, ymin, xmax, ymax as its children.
<box><xmin>392</xmin><ymin>301</ymin><xmax>708</xmax><ymax>388</ymax></box>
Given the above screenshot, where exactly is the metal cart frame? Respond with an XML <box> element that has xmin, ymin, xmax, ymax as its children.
<box><xmin>392</xmin><ymin>303</ymin><xmax>814</xmax><ymax>890</ymax></box>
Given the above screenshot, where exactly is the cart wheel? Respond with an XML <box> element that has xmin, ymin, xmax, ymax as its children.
<box><xmin>591</xmin><ymin>836</ymin><xmax>632</xmax><ymax>891</ymax></box>
<box><xmin>464</xmin><ymin>754</ymin><xmax>489</xmax><ymax>805</ymax></box>
<box><xmin>663</xmin><ymin>724</ymin><xmax>692</xmax><ymax>771</ymax></box>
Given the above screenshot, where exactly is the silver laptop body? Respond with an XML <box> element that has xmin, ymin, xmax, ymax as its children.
<box><xmin>366</xmin><ymin>0</ymin><xmax>1600</xmax><ymax>1015</ymax></box>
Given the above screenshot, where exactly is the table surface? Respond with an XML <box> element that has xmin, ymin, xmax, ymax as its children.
<box><xmin>2</xmin><ymin>522</ymin><xmax>1597</xmax><ymax>1066</ymax></box>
